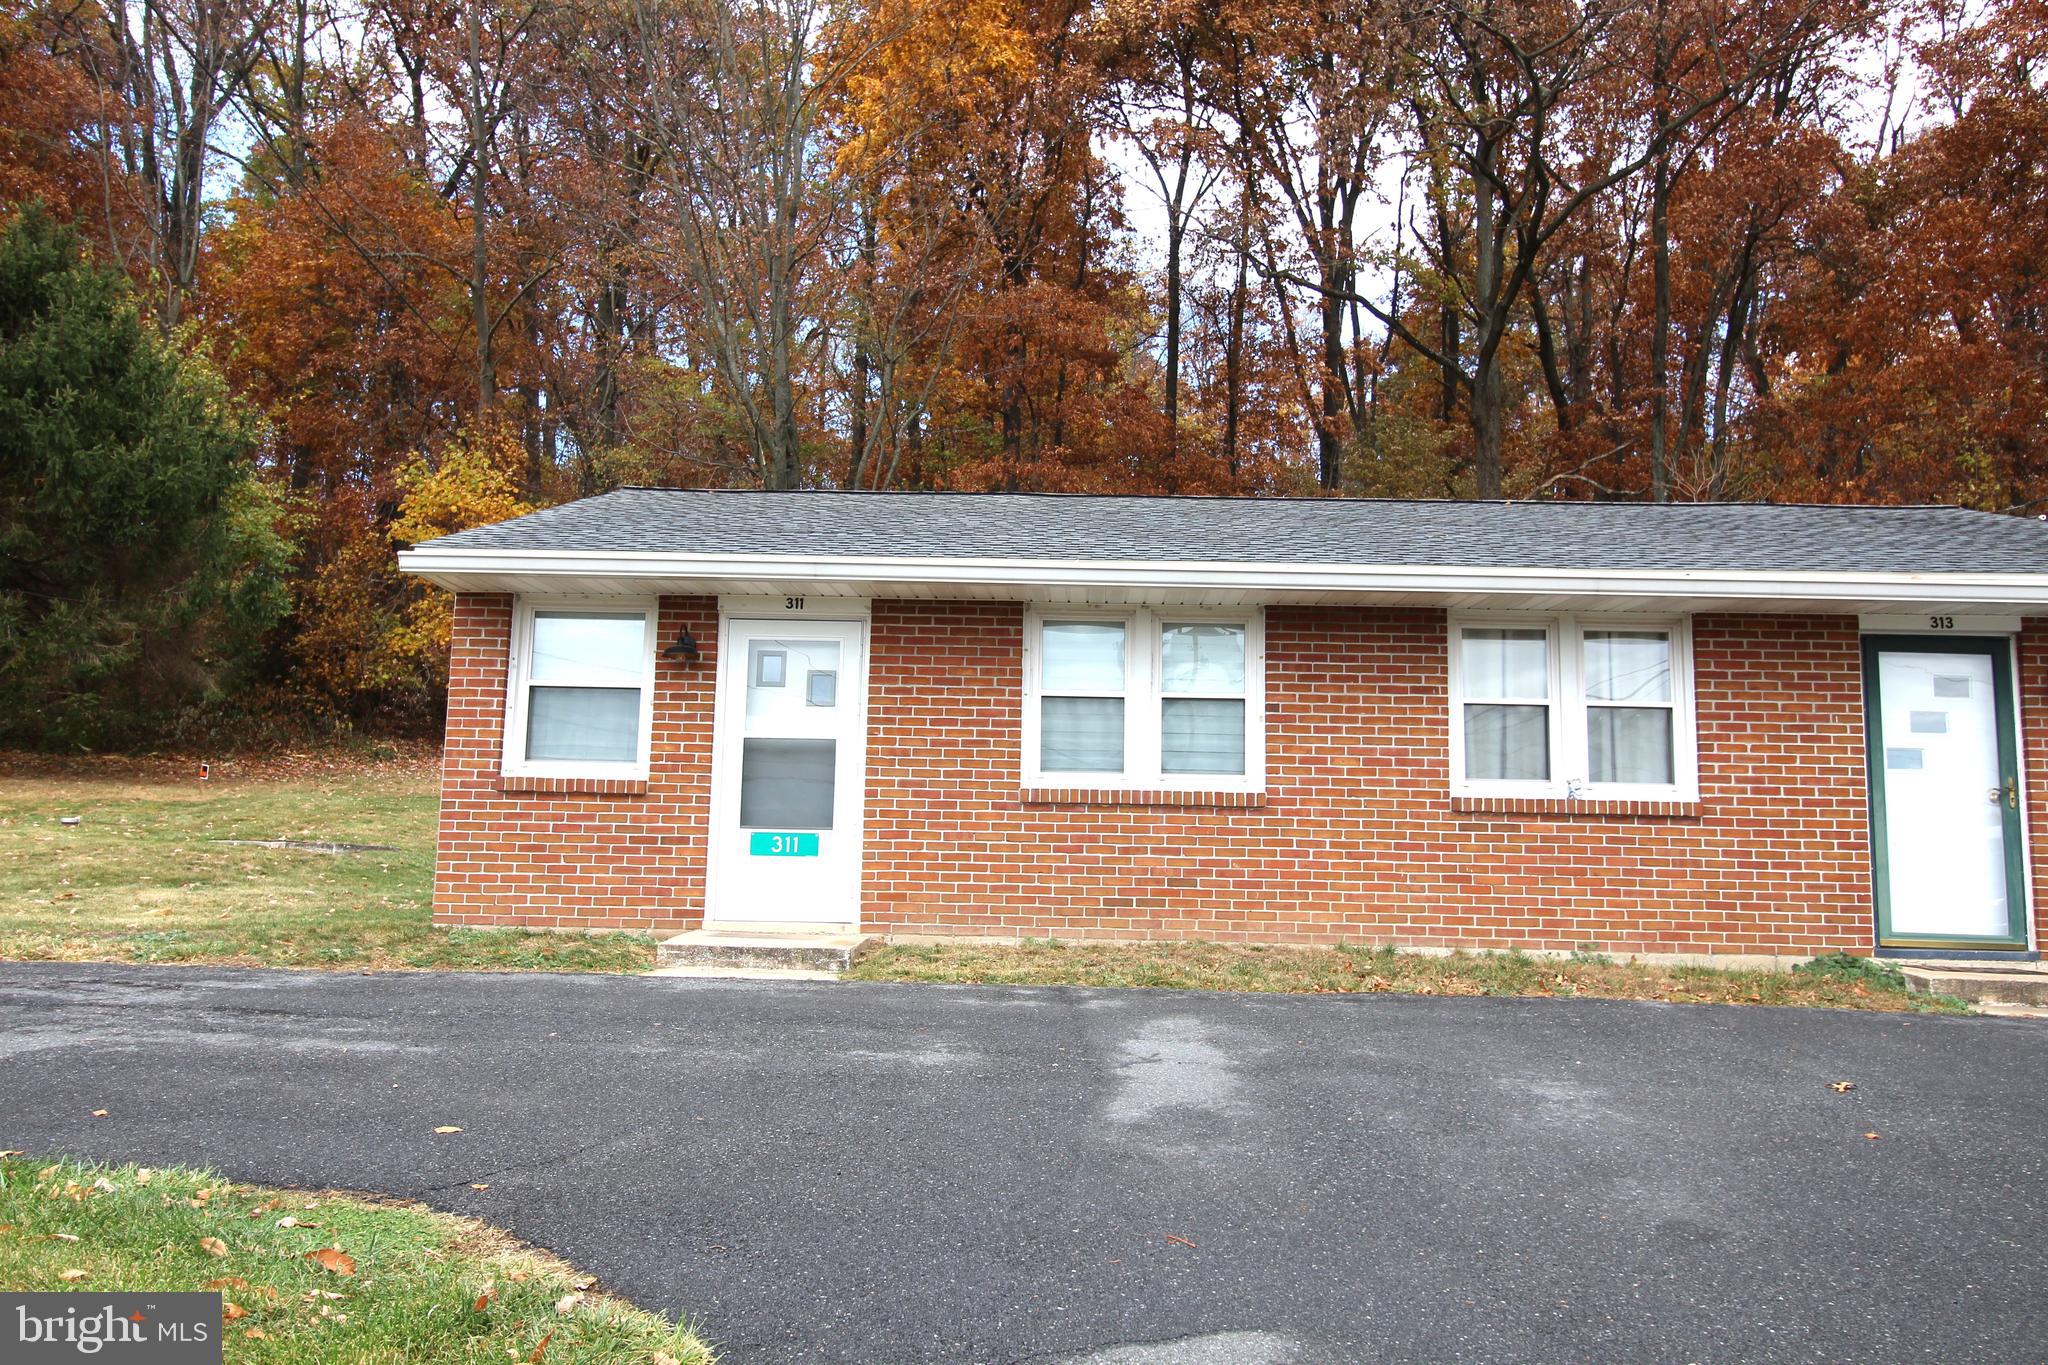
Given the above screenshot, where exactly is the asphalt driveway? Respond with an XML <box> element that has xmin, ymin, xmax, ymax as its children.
<box><xmin>0</xmin><ymin>963</ymin><xmax>2042</xmax><ymax>1362</ymax></box>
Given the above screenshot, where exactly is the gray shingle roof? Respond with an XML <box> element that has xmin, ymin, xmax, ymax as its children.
<box><xmin>413</xmin><ymin>489</ymin><xmax>2048</xmax><ymax>575</ymax></box>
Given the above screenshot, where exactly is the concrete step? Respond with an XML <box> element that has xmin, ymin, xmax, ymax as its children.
<box><xmin>1900</xmin><ymin>961</ymin><xmax>2048</xmax><ymax>1006</ymax></box>
<box><xmin>655</xmin><ymin>926</ymin><xmax>871</xmax><ymax>976</ymax></box>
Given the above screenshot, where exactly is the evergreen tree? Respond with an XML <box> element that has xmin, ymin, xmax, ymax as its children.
<box><xmin>0</xmin><ymin>203</ymin><xmax>292</xmax><ymax>748</ymax></box>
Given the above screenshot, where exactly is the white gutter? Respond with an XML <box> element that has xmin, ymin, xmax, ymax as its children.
<box><xmin>394</xmin><ymin>546</ymin><xmax>2048</xmax><ymax>607</ymax></box>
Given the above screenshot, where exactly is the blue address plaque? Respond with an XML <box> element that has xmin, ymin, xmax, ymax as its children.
<box><xmin>749</xmin><ymin>831</ymin><xmax>819</xmax><ymax>857</ymax></box>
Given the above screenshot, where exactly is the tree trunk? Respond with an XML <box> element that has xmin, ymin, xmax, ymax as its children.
<box><xmin>1470</xmin><ymin>122</ymin><xmax>1503</xmax><ymax>498</ymax></box>
<box><xmin>466</xmin><ymin>0</ymin><xmax>494</xmax><ymax>409</ymax></box>
<box><xmin>1648</xmin><ymin>3</ymin><xmax>1673</xmax><ymax>502</ymax></box>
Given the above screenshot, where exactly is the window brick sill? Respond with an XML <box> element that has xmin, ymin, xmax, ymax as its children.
<box><xmin>1451</xmin><ymin>795</ymin><xmax>1701</xmax><ymax>819</ymax></box>
<box><xmin>497</xmin><ymin>774</ymin><xmax>648</xmax><ymax>797</ymax></box>
<box><xmin>1020</xmin><ymin>787</ymin><xmax>1266</xmax><ymax>809</ymax></box>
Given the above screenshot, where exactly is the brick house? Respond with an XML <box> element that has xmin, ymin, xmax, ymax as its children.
<box><xmin>397</xmin><ymin>489</ymin><xmax>2048</xmax><ymax>963</ymax></box>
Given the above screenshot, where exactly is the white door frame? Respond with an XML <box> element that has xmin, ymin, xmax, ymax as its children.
<box><xmin>704</xmin><ymin>598</ymin><xmax>871</xmax><ymax>928</ymax></box>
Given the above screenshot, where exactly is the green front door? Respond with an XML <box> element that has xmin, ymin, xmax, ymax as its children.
<box><xmin>1863</xmin><ymin>636</ymin><xmax>2029</xmax><ymax>950</ymax></box>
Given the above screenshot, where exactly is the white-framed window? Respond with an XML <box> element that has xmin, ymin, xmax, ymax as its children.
<box><xmin>503</xmin><ymin>600</ymin><xmax>657</xmax><ymax>778</ymax></box>
<box><xmin>1448</xmin><ymin>613</ymin><xmax>1697</xmax><ymax>800</ymax></box>
<box><xmin>1022</xmin><ymin>607</ymin><xmax>1265</xmax><ymax>791</ymax></box>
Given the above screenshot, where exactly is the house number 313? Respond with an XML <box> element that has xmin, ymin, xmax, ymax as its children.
<box><xmin>1928</xmin><ymin>615</ymin><xmax>1955</xmax><ymax>629</ymax></box>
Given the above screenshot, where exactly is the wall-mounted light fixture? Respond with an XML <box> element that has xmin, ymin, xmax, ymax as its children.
<box><xmin>661</xmin><ymin>629</ymin><xmax>701</xmax><ymax>664</ymax></box>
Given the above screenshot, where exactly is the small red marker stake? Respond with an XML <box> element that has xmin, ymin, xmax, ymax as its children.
<box><xmin>199</xmin><ymin>761</ymin><xmax>211</xmax><ymax>782</ymax></box>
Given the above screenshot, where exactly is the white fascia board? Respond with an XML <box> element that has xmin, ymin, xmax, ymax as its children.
<box><xmin>394</xmin><ymin>547</ymin><xmax>2048</xmax><ymax>607</ymax></box>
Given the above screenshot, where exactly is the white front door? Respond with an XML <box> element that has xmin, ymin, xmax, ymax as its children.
<box><xmin>709</xmin><ymin>617</ymin><xmax>867</xmax><ymax>925</ymax></box>
<box><xmin>1865</xmin><ymin>637</ymin><xmax>2028</xmax><ymax>949</ymax></box>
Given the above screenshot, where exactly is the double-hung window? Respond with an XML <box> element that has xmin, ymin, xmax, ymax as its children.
<box><xmin>1026</xmin><ymin>608</ymin><xmax>1263</xmax><ymax>791</ymax></box>
<box><xmin>505</xmin><ymin>603</ymin><xmax>656</xmax><ymax>777</ymax></box>
<box><xmin>1450</xmin><ymin>614</ymin><xmax>1695</xmax><ymax>799</ymax></box>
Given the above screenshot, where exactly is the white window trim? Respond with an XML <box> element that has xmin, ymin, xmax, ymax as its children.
<box><xmin>502</xmin><ymin>598</ymin><xmax>658</xmax><ymax>780</ymax></box>
<box><xmin>1022</xmin><ymin>606</ymin><xmax>1265</xmax><ymax>793</ymax></box>
<box><xmin>1449</xmin><ymin>611</ymin><xmax>1698</xmax><ymax>801</ymax></box>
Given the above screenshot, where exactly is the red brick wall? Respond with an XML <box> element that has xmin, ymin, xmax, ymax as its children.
<box><xmin>432</xmin><ymin>593</ymin><xmax>716</xmax><ymax>934</ymax></box>
<box><xmin>431</xmin><ymin>593</ymin><xmax>2044</xmax><ymax>956</ymax></box>
<box><xmin>864</xmin><ymin>604</ymin><xmax>1891</xmax><ymax>955</ymax></box>
<box><xmin>2019</xmin><ymin>619</ymin><xmax>2048</xmax><ymax>932</ymax></box>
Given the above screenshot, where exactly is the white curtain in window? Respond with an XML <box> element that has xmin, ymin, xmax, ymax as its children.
<box><xmin>1464</xmin><ymin>703</ymin><xmax>1548</xmax><ymax>780</ymax></box>
<box><xmin>528</xmin><ymin>686</ymin><xmax>639</xmax><ymax>762</ymax></box>
<box><xmin>1041</xmin><ymin>697</ymin><xmax>1125</xmax><ymax>772</ymax></box>
<box><xmin>1588</xmin><ymin>708</ymin><xmax>1674</xmax><ymax>784</ymax></box>
<box><xmin>1162</xmin><ymin>698</ymin><xmax>1245</xmax><ymax>774</ymax></box>
<box><xmin>1042</xmin><ymin>622</ymin><xmax>1126</xmax><ymax>690</ymax></box>
<box><xmin>532</xmin><ymin>612</ymin><xmax>644</xmax><ymax>686</ymax></box>
<box><xmin>1462</xmin><ymin>628</ymin><xmax>1548</xmax><ymax>698</ymax></box>
<box><xmin>1584</xmin><ymin>631</ymin><xmax>1671</xmax><ymax>702</ymax></box>
<box><xmin>1162</xmin><ymin>624</ymin><xmax>1246</xmax><ymax>691</ymax></box>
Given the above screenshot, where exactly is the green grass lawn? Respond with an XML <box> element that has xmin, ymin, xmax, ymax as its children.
<box><xmin>848</xmin><ymin>939</ymin><xmax>1970</xmax><ymax>1013</ymax></box>
<box><xmin>0</xmin><ymin>753</ymin><xmax>1963</xmax><ymax>1012</ymax></box>
<box><xmin>0</xmin><ymin>1154</ymin><xmax>711</xmax><ymax>1362</ymax></box>
<box><xmin>0</xmin><ymin>758</ymin><xmax>653</xmax><ymax>972</ymax></box>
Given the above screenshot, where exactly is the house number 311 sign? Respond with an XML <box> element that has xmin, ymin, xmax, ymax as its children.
<box><xmin>750</xmin><ymin>831</ymin><xmax>819</xmax><ymax>856</ymax></box>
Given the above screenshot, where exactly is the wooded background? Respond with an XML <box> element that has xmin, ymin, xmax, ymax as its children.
<box><xmin>2</xmin><ymin>0</ymin><xmax>2043</xmax><ymax>744</ymax></box>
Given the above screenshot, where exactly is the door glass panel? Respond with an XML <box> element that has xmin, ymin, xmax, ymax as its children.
<box><xmin>1462</xmin><ymin>629</ymin><xmax>1547</xmax><ymax>699</ymax></box>
<box><xmin>1464</xmin><ymin>703</ymin><xmax>1548</xmax><ymax>780</ymax></box>
<box><xmin>1042</xmin><ymin>622</ymin><xmax>1125</xmax><ymax>691</ymax></box>
<box><xmin>1877</xmin><ymin>651</ymin><xmax>2009</xmax><ymax>939</ymax></box>
<box><xmin>1583</xmin><ymin>631</ymin><xmax>1671</xmax><ymax>702</ymax></box>
<box><xmin>1162</xmin><ymin>698</ymin><xmax>1246</xmax><ymax>774</ymax></box>
<box><xmin>1588</xmin><ymin>707</ymin><xmax>1674</xmax><ymax>784</ymax></box>
<box><xmin>527</xmin><ymin>686</ymin><xmax>639</xmax><ymax>762</ymax></box>
<box><xmin>532</xmin><ymin>612</ymin><xmax>644</xmax><ymax>686</ymax></box>
<box><xmin>1041</xmin><ymin>697</ymin><xmax>1124</xmax><ymax>772</ymax></box>
<box><xmin>807</xmin><ymin>670</ymin><xmax>837</xmax><ymax>707</ymax></box>
<box><xmin>747</xmin><ymin>639</ymin><xmax>841</xmax><ymax>726</ymax></box>
<box><xmin>1161</xmin><ymin>624</ymin><xmax>1246</xmax><ymax>692</ymax></box>
<box><xmin>740</xmin><ymin>738</ymin><xmax>836</xmax><ymax>829</ymax></box>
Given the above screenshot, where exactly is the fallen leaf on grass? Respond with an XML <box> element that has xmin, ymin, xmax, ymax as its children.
<box><xmin>433</xmin><ymin>1126</ymin><xmax>463</xmax><ymax>1135</ymax></box>
<box><xmin>59</xmin><ymin>1269</ymin><xmax>86</xmax><ymax>1282</ymax></box>
<box><xmin>276</xmin><ymin>1216</ymin><xmax>316</xmax><ymax>1229</ymax></box>
<box><xmin>0</xmin><ymin>1150</ymin><xmax>22</xmax><ymax>1158</ymax></box>
<box><xmin>243</xmin><ymin>1327</ymin><xmax>267</xmax><ymax>1340</ymax></box>
<box><xmin>135</xmin><ymin>1169</ymin><xmax>152</xmax><ymax>1185</ymax></box>
<box><xmin>205</xmin><ymin>1278</ymin><xmax>248</xmax><ymax>1292</ymax></box>
<box><xmin>51</xmin><ymin>1232</ymin><xmax>79</xmax><ymax>1242</ymax></box>
<box><xmin>474</xmin><ymin>1289</ymin><xmax>493</xmax><ymax>1312</ymax></box>
<box><xmin>1831</xmin><ymin>1081</ymin><xmax>1856</xmax><ymax>1093</ymax></box>
<box><xmin>222</xmin><ymin>1302</ymin><xmax>246</xmax><ymax>1322</ymax></box>
<box><xmin>529</xmin><ymin>1331</ymin><xmax>553</xmax><ymax>1362</ymax></box>
<box><xmin>553</xmin><ymin>1292</ymin><xmax>580</xmax><ymax>1314</ymax></box>
<box><xmin>306</xmin><ymin>1247</ymin><xmax>355</xmax><ymax>1275</ymax></box>
<box><xmin>199</xmin><ymin>1237</ymin><xmax>228</xmax><ymax>1257</ymax></box>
